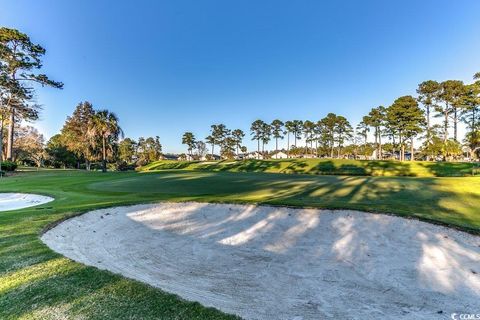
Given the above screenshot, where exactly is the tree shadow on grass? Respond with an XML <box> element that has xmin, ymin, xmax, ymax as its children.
<box><xmin>116</xmin><ymin>171</ymin><xmax>480</xmax><ymax>232</ymax></box>
<box><xmin>198</xmin><ymin>160</ymin><xmax>283</xmax><ymax>173</ymax></box>
<box><xmin>418</xmin><ymin>161</ymin><xmax>475</xmax><ymax>177</ymax></box>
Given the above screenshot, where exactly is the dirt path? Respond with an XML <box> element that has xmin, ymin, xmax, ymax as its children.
<box><xmin>41</xmin><ymin>202</ymin><xmax>480</xmax><ymax>319</ymax></box>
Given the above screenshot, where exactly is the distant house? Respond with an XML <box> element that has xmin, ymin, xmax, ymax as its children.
<box><xmin>235</xmin><ymin>153</ymin><xmax>248</xmax><ymax>160</ymax></box>
<box><xmin>246</xmin><ymin>152</ymin><xmax>264</xmax><ymax>160</ymax></box>
<box><xmin>161</xmin><ymin>154</ymin><xmax>179</xmax><ymax>161</ymax></box>
<box><xmin>271</xmin><ymin>151</ymin><xmax>288</xmax><ymax>159</ymax></box>
<box><xmin>302</xmin><ymin>154</ymin><xmax>317</xmax><ymax>159</ymax></box>
<box><xmin>200</xmin><ymin>154</ymin><xmax>221</xmax><ymax>161</ymax></box>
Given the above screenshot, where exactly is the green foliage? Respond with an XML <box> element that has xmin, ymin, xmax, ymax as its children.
<box><xmin>136</xmin><ymin>136</ymin><xmax>162</xmax><ymax>165</ymax></box>
<box><xmin>118</xmin><ymin>138</ymin><xmax>137</xmax><ymax>164</ymax></box>
<box><xmin>0</xmin><ymin>27</ymin><xmax>63</xmax><ymax>160</ymax></box>
<box><xmin>0</xmin><ymin>160</ymin><xmax>17</xmax><ymax>171</ymax></box>
<box><xmin>45</xmin><ymin>134</ymin><xmax>77</xmax><ymax>168</ymax></box>
<box><xmin>61</xmin><ymin>102</ymin><xmax>96</xmax><ymax>166</ymax></box>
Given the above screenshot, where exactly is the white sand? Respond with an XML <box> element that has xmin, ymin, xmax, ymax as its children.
<box><xmin>41</xmin><ymin>202</ymin><xmax>480</xmax><ymax>319</ymax></box>
<box><xmin>0</xmin><ymin>193</ymin><xmax>54</xmax><ymax>211</ymax></box>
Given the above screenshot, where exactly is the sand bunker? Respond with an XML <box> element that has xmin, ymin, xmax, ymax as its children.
<box><xmin>0</xmin><ymin>193</ymin><xmax>54</xmax><ymax>211</ymax></box>
<box><xmin>41</xmin><ymin>202</ymin><xmax>480</xmax><ymax>319</ymax></box>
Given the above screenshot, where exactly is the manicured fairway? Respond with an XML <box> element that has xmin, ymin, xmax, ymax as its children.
<box><xmin>1</xmin><ymin>169</ymin><xmax>480</xmax><ymax>319</ymax></box>
<box><xmin>141</xmin><ymin>159</ymin><xmax>479</xmax><ymax>177</ymax></box>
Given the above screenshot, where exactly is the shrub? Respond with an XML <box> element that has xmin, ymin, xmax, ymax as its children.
<box><xmin>1</xmin><ymin>160</ymin><xmax>17</xmax><ymax>172</ymax></box>
<box><xmin>110</xmin><ymin>161</ymin><xmax>137</xmax><ymax>171</ymax></box>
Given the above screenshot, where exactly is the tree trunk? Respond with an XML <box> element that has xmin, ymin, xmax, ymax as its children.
<box><xmin>400</xmin><ymin>137</ymin><xmax>405</xmax><ymax>161</ymax></box>
<box><xmin>211</xmin><ymin>144</ymin><xmax>214</xmax><ymax>157</ymax></box>
<box><xmin>6</xmin><ymin>108</ymin><xmax>14</xmax><ymax>160</ymax></box>
<box><xmin>444</xmin><ymin>107</ymin><xmax>449</xmax><ymax>143</ymax></box>
<box><xmin>473</xmin><ymin>108</ymin><xmax>476</xmax><ymax>131</ymax></box>
<box><xmin>0</xmin><ymin>118</ymin><xmax>3</xmax><ymax>175</ymax></box>
<box><xmin>275</xmin><ymin>137</ymin><xmax>278</xmax><ymax>153</ymax></box>
<box><xmin>287</xmin><ymin>133</ymin><xmax>290</xmax><ymax>158</ymax></box>
<box><xmin>426</xmin><ymin>106</ymin><xmax>431</xmax><ymax>142</ymax></box>
<box><xmin>454</xmin><ymin>108</ymin><xmax>458</xmax><ymax>141</ymax></box>
<box><xmin>410</xmin><ymin>138</ymin><xmax>414</xmax><ymax>161</ymax></box>
<box><xmin>257</xmin><ymin>139</ymin><xmax>260</xmax><ymax>159</ymax></box>
<box><xmin>378</xmin><ymin>130</ymin><xmax>382</xmax><ymax>159</ymax></box>
<box><xmin>102</xmin><ymin>136</ymin><xmax>107</xmax><ymax>172</ymax></box>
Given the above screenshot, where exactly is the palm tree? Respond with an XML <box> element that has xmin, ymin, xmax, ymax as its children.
<box><xmin>417</xmin><ymin>80</ymin><xmax>440</xmax><ymax>149</ymax></box>
<box><xmin>231</xmin><ymin>129</ymin><xmax>245</xmax><ymax>156</ymax></box>
<box><xmin>334</xmin><ymin>116</ymin><xmax>353</xmax><ymax>158</ymax></box>
<box><xmin>206</xmin><ymin>124</ymin><xmax>229</xmax><ymax>157</ymax></box>
<box><xmin>271</xmin><ymin>119</ymin><xmax>285</xmax><ymax>153</ymax></box>
<box><xmin>319</xmin><ymin>113</ymin><xmax>337</xmax><ymax>158</ymax></box>
<box><xmin>303</xmin><ymin>120</ymin><xmax>315</xmax><ymax>156</ymax></box>
<box><xmin>181</xmin><ymin>132</ymin><xmax>196</xmax><ymax>158</ymax></box>
<box><xmin>260</xmin><ymin>122</ymin><xmax>272</xmax><ymax>154</ymax></box>
<box><xmin>88</xmin><ymin>109</ymin><xmax>123</xmax><ymax>172</ymax></box>
<box><xmin>250</xmin><ymin>120</ymin><xmax>265</xmax><ymax>158</ymax></box>
<box><xmin>205</xmin><ymin>135</ymin><xmax>215</xmax><ymax>157</ymax></box>
<box><xmin>356</xmin><ymin>120</ymin><xmax>369</xmax><ymax>158</ymax></box>
<box><xmin>291</xmin><ymin>120</ymin><xmax>303</xmax><ymax>148</ymax></box>
<box><xmin>364</xmin><ymin>106</ymin><xmax>386</xmax><ymax>159</ymax></box>
<box><xmin>284</xmin><ymin>120</ymin><xmax>294</xmax><ymax>157</ymax></box>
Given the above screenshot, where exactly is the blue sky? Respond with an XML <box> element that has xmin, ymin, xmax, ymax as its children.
<box><xmin>1</xmin><ymin>0</ymin><xmax>480</xmax><ymax>153</ymax></box>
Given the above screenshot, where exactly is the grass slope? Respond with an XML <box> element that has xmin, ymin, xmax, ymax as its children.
<box><xmin>140</xmin><ymin>159</ymin><xmax>479</xmax><ymax>177</ymax></box>
<box><xmin>1</xmin><ymin>170</ymin><xmax>480</xmax><ymax>319</ymax></box>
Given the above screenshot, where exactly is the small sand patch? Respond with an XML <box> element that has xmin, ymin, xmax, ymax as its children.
<box><xmin>0</xmin><ymin>193</ymin><xmax>54</xmax><ymax>211</ymax></box>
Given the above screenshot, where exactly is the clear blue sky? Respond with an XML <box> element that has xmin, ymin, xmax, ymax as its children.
<box><xmin>1</xmin><ymin>0</ymin><xmax>480</xmax><ymax>153</ymax></box>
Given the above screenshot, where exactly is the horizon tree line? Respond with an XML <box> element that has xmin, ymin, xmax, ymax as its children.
<box><xmin>3</xmin><ymin>27</ymin><xmax>480</xmax><ymax>169</ymax></box>
<box><xmin>180</xmin><ymin>72</ymin><xmax>479</xmax><ymax>162</ymax></box>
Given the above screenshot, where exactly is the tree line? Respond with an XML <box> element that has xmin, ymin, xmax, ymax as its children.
<box><xmin>45</xmin><ymin>101</ymin><xmax>164</xmax><ymax>170</ymax></box>
<box><xmin>2</xmin><ymin>27</ymin><xmax>480</xmax><ymax>172</ymax></box>
<box><xmin>0</xmin><ymin>27</ymin><xmax>165</xmax><ymax>171</ymax></box>
<box><xmin>182</xmin><ymin>74</ymin><xmax>479</xmax><ymax>162</ymax></box>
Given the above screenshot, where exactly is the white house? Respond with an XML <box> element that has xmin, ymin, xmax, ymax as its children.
<box><xmin>246</xmin><ymin>152</ymin><xmax>264</xmax><ymax>160</ymax></box>
<box><xmin>271</xmin><ymin>151</ymin><xmax>288</xmax><ymax>159</ymax></box>
<box><xmin>200</xmin><ymin>154</ymin><xmax>221</xmax><ymax>161</ymax></box>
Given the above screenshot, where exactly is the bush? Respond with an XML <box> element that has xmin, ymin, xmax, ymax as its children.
<box><xmin>1</xmin><ymin>160</ymin><xmax>17</xmax><ymax>172</ymax></box>
<box><xmin>110</xmin><ymin>161</ymin><xmax>137</xmax><ymax>171</ymax></box>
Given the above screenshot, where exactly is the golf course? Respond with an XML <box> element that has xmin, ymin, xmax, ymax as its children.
<box><xmin>1</xmin><ymin>162</ymin><xmax>480</xmax><ymax>319</ymax></box>
<box><xmin>2</xmin><ymin>2</ymin><xmax>480</xmax><ymax>319</ymax></box>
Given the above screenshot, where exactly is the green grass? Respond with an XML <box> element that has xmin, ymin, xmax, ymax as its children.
<box><xmin>140</xmin><ymin>158</ymin><xmax>479</xmax><ymax>177</ymax></box>
<box><xmin>1</xmin><ymin>169</ymin><xmax>480</xmax><ymax>319</ymax></box>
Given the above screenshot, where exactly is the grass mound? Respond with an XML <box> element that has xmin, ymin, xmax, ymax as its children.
<box><xmin>140</xmin><ymin>158</ymin><xmax>478</xmax><ymax>177</ymax></box>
